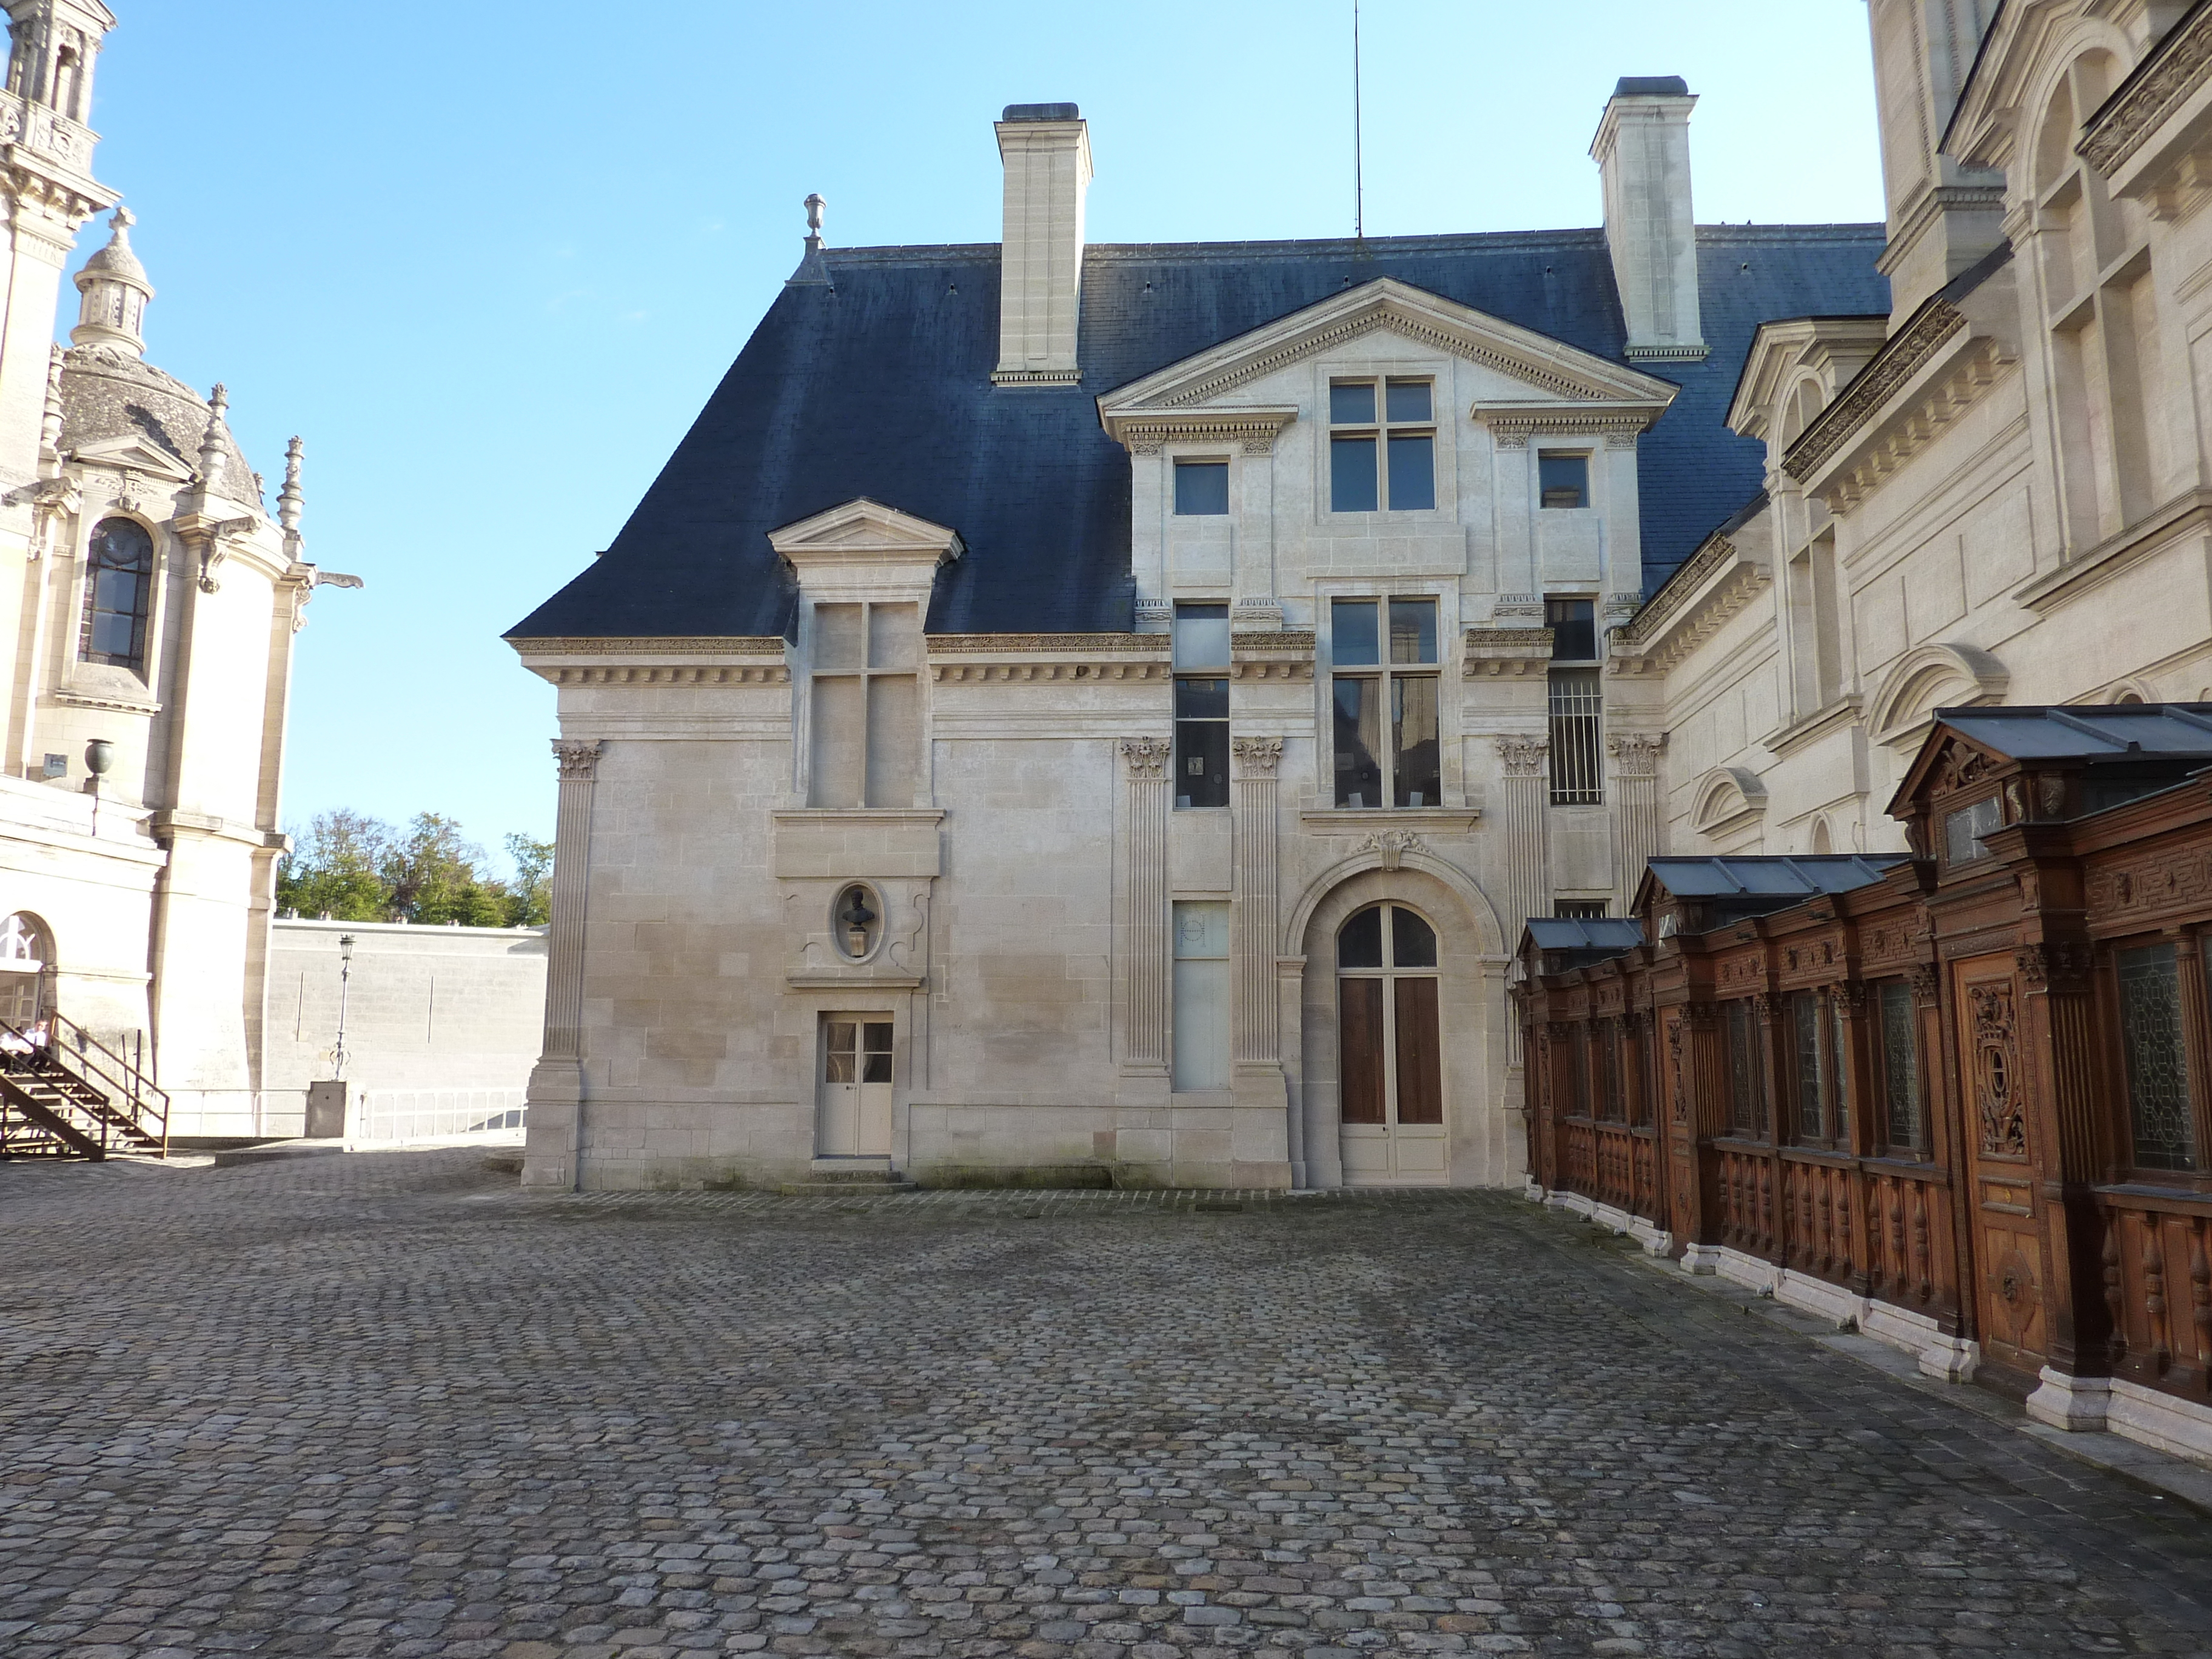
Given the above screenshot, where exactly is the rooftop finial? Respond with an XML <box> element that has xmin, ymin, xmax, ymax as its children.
<box><xmin>197</xmin><ymin>383</ymin><xmax>229</xmax><ymax>495</ymax></box>
<box><xmin>278</xmin><ymin>435</ymin><xmax>305</xmax><ymax>552</ymax></box>
<box><xmin>788</xmin><ymin>192</ymin><xmax>833</xmax><ymax>287</ymax></box>
<box><xmin>70</xmin><ymin>204</ymin><xmax>154</xmax><ymax>358</ymax></box>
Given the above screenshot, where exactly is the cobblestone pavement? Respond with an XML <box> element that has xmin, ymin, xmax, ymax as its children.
<box><xmin>4</xmin><ymin>1151</ymin><xmax>2212</xmax><ymax>1658</ymax></box>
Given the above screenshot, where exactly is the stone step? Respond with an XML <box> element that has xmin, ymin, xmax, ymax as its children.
<box><xmin>776</xmin><ymin>1173</ymin><xmax>915</xmax><ymax>1196</ymax></box>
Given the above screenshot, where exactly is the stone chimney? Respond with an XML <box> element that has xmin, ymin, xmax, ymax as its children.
<box><xmin>1590</xmin><ymin>77</ymin><xmax>1706</xmax><ymax>363</ymax></box>
<box><xmin>1867</xmin><ymin>0</ymin><xmax>2003</xmax><ymax>325</ymax></box>
<box><xmin>993</xmin><ymin>102</ymin><xmax>1090</xmax><ymax>386</ymax></box>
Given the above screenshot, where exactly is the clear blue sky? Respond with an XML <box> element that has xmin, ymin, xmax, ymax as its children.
<box><xmin>88</xmin><ymin>1</ymin><xmax>1883</xmax><ymax>868</ymax></box>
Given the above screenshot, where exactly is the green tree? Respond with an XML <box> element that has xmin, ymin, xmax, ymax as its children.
<box><xmin>503</xmin><ymin>833</ymin><xmax>554</xmax><ymax>927</ymax></box>
<box><xmin>277</xmin><ymin>808</ymin><xmax>397</xmax><ymax>921</ymax></box>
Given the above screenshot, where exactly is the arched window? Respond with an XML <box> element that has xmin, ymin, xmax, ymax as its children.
<box><xmin>79</xmin><ymin>518</ymin><xmax>154</xmax><ymax>672</ymax></box>
<box><xmin>1337</xmin><ymin>902</ymin><xmax>1446</xmax><ymax>1181</ymax></box>
<box><xmin>0</xmin><ymin>912</ymin><xmax>51</xmax><ymax>1028</ymax></box>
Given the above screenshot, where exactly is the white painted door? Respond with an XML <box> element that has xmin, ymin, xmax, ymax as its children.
<box><xmin>819</xmin><ymin>1017</ymin><xmax>894</xmax><ymax>1156</ymax></box>
<box><xmin>1336</xmin><ymin>904</ymin><xmax>1447</xmax><ymax>1185</ymax></box>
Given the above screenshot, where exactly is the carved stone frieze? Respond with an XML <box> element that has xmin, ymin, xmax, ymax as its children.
<box><xmin>2079</xmin><ymin>5</ymin><xmax>2212</xmax><ymax>178</ymax></box>
<box><xmin>1783</xmin><ymin>299</ymin><xmax>1968</xmax><ymax>482</ymax></box>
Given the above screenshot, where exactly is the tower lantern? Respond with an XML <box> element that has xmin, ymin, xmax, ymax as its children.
<box><xmin>70</xmin><ymin>203</ymin><xmax>147</xmax><ymax>355</ymax></box>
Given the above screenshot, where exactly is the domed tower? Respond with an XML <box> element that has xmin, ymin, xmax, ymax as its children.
<box><xmin>70</xmin><ymin>200</ymin><xmax>147</xmax><ymax>355</ymax></box>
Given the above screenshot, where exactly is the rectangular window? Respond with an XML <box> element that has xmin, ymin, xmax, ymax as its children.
<box><xmin>2119</xmin><ymin>943</ymin><xmax>2199</xmax><ymax>1171</ymax></box>
<box><xmin>1329</xmin><ymin>378</ymin><xmax>1436</xmax><ymax>512</ymax></box>
<box><xmin>1554</xmin><ymin>900</ymin><xmax>1608</xmax><ymax>919</ymax></box>
<box><xmin>1172</xmin><ymin>901</ymin><xmax>1231</xmax><ymax>1091</ymax></box>
<box><xmin>1726</xmin><ymin>1000</ymin><xmax>1765</xmax><ymax>1136</ymax></box>
<box><xmin>808</xmin><ymin>601</ymin><xmax>920</xmax><ymax>808</ymax></box>
<box><xmin>1944</xmin><ymin>796</ymin><xmax>2004</xmax><ymax>865</ymax></box>
<box><xmin>1539</xmin><ymin>451</ymin><xmax>1589</xmax><ymax>509</ymax></box>
<box><xmin>1547</xmin><ymin>667</ymin><xmax>1603</xmax><ymax>806</ymax></box>
<box><xmin>1331</xmin><ymin>596</ymin><xmax>1439</xmax><ymax>808</ymax></box>
<box><xmin>1788</xmin><ymin>989</ymin><xmax>1849</xmax><ymax>1147</ymax></box>
<box><xmin>1877</xmin><ymin>979</ymin><xmax>1922</xmax><ymax>1153</ymax></box>
<box><xmin>1172</xmin><ymin>602</ymin><xmax>1229</xmax><ymax>809</ymax></box>
<box><xmin>1598</xmin><ymin>1018</ymin><xmax>1624</xmax><ymax>1123</ymax></box>
<box><xmin>1546</xmin><ymin>596</ymin><xmax>1598</xmax><ymax>662</ymax></box>
<box><xmin>1174</xmin><ymin>460</ymin><xmax>1230</xmax><ymax>515</ymax></box>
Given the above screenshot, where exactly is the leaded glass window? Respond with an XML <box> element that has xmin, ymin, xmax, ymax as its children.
<box><xmin>1829</xmin><ymin>994</ymin><xmax>1850</xmax><ymax>1144</ymax></box>
<box><xmin>80</xmin><ymin>517</ymin><xmax>155</xmax><ymax>672</ymax></box>
<box><xmin>1726</xmin><ymin>1000</ymin><xmax>1761</xmax><ymax>1136</ymax></box>
<box><xmin>2118</xmin><ymin>943</ymin><xmax>2199</xmax><ymax>1172</ymax></box>
<box><xmin>1599</xmin><ymin>1018</ymin><xmax>1624</xmax><ymax>1122</ymax></box>
<box><xmin>1792</xmin><ymin>993</ymin><xmax>1825</xmax><ymax>1140</ymax></box>
<box><xmin>1879</xmin><ymin>980</ymin><xmax>1922</xmax><ymax>1152</ymax></box>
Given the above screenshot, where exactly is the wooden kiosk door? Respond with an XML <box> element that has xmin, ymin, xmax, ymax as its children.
<box><xmin>1951</xmin><ymin>953</ymin><xmax>2050</xmax><ymax>1375</ymax></box>
<box><xmin>819</xmin><ymin>1017</ymin><xmax>893</xmax><ymax>1156</ymax></box>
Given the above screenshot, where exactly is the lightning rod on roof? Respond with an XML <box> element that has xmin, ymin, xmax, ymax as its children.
<box><xmin>1353</xmin><ymin>0</ymin><xmax>1364</xmax><ymax>240</ymax></box>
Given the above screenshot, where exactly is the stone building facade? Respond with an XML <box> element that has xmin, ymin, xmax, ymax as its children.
<box><xmin>0</xmin><ymin>1</ymin><xmax>353</xmax><ymax>1136</ymax></box>
<box><xmin>510</xmin><ymin>84</ymin><xmax>1888</xmax><ymax>1189</ymax></box>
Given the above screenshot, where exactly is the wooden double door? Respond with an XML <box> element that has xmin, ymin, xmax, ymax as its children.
<box><xmin>818</xmin><ymin>1016</ymin><xmax>893</xmax><ymax>1157</ymax></box>
<box><xmin>1951</xmin><ymin>952</ymin><xmax>2051</xmax><ymax>1377</ymax></box>
<box><xmin>1338</xmin><ymin>903</ymin><xmax>1446</xmax><ymax>1185</ymax></box>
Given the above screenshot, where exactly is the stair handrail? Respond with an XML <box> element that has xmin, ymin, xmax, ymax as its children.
<box><xmin>1</xmin><ymin>1014</ymin><xmax>168</xmax><ymax>1155</ymax></box>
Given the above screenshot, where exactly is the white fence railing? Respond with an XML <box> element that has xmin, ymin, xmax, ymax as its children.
<box><xmin>348</xmin><ymin>1089</ymin><xmax>527</xmax><ymax>1145</ymax></box>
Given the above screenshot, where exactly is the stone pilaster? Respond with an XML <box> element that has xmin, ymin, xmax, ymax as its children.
<box><xmin>1609</xmin><ymin>732</ymin><xmax>1665</xmax><ymax>910</ymax></box>
<box><xmin>1496</xmin><ymin>734</ymin><xmax>1550</xmax><ymax>939</ymax></box>
<box><xmin>522</xmin><ymin>737</ymin><xmax>603</xmax><ymax>1190</ymax></box>
<box><xmin>1231</xmin><ymin>737</ymin><xmax>1282</xmax><ymax>1068</ymax></box>
<box><xmin>1120</xmin><ymin>737</ymin><xmax>1171</xmax><ymax>1074</ymax></box>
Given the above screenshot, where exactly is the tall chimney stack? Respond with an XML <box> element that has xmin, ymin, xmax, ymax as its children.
<box><xmin>1591</xmin><ymin>77</ymin><xmax>1707</xmax><ymax>363</ymax></box>
<box><xmin>993</xmin><ymin>102</ymin><xmax>1091</xmax><ymax>386</ymax></box>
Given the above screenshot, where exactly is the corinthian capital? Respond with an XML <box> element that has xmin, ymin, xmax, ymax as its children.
<box><xmin>552</xmin><ymin>739</ymin><xmax>604</xmax><ymax>782</ymax></box>
<box><xmin>1119</xmin><ymin>736</ymin><xmax>1171</xmax><ymax>780</ymax></box>
<box><xmin>1496</xmin><ymin>734</ymin><xmax>1549</xmax><ymax>777</ymax></box>
<box><xmin>1606</xmin><ymin>732</ymin><xmax>1666</xmax><ymax>777</ymax></box>
<box><xmin>1232</xmin><ymin>736</ymin><xmax>1283</xmax><ymax>778</ymax></box>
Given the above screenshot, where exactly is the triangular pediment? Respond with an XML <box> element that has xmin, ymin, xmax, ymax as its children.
<box><xmin>66</xmin><ymin>431</ymin><xmax>196</xmax><ymax>483</ymax></box>
<box><xmin>767</xmin><ymin>497</ymin><xmax>964</xmax><ymax>569</ymax></box>
<box><xmin>1889</xmin><ymin>726</ymin><xmax>2008</xmax><ymax>822</ymax></box>
<box><xmin>1096</xmin><ymin>277</ymin><xmax>1678</xmax><ymax>445</ymax></box>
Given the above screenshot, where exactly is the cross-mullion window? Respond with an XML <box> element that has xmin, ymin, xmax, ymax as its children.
<box><xmin>809</xmin><ymin>601</ymin><xmax>919</xmax><ymax>808</ymax></box>
<box><xmin>1330</xmin><ymin>379</ymin><xmax>1436</xmax><ymax>512</ymax></box>
<box><xmin>1332</xmin><ymin>597</ymin><xmax>1439</xmax><ymax>808</ymax></box>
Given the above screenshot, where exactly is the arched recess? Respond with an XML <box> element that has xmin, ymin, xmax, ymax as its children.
<box><xmin>2096</xmin><ymin>679</ymin><xmax>2153</xmax><ymax>706</ymax></box>
<box><xmin>1286</xmin><ymin>853</ymin><xmax>1512</xmax><ymax>1192</ymax></box>
<box><xmin>1690</xmin><ymin>766</ymin><xmax>1768</xmax><ymax>840</ymax></box>
<box><xmin>1865</xmin><ymin>642</ymin><xmax>2009</xmax><ymax>749</ymax></box>
<box><xmin>1808</xmin><ymin>816</ymin><xmax>1834</xmax><ymax>855</ymax></box>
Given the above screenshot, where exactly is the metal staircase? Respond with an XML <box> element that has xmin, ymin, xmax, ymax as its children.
<box><xmin>0</xmin><ymin>1015</ymin><xmax>167</xmax><ymax>1160</ymax></box>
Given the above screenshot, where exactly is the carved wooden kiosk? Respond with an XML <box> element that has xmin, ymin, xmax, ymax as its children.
<box><xmin>1517</xmin><ymin>705</ymin><xmax>2212</xmax><ymax>1462</ymax></box>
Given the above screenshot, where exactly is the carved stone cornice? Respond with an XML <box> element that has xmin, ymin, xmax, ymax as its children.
<box><xmin>1612</xmin><ymin>534</ymin><xmax>1771</xmax><ymax>679</ymax></box>
<box><xmin>2080</xmin><ymin>5</ymin><xmax>2212</xmax><ymax>179</ymax></box>
<box><xmin>1462</xmin><ymin>627</ymin><xmax>1555</xmax><ymax>677</ymax></box>
<box><xmin>923</xmin><ymin>632</ymin><xmax>1177</xmax><ymax>685</ymax></box>
<box><xmin>1103</xmin><ymin>407</ymin><xmax>1298</xmax><ymax>457</ymax></box>
<box><xmin>1230</xmin><ymin>630</ymin><xmax>1316</xmax><ymax>682</ymax></box>
<box><xmin>1120</xmin><ymin>736</ymin><xmax>1171</xmax><ymax>780</ymax></box>
<box><xmin>1804</xmin><ymin>337</ymin><xmax>2013</xmax><ymax>512</ymax></box>
<box><xmin>514</xmin><ymin>635</ymin><xmax>788</xmax><ymax>655</ymax></box>
<box><xmin>536</xmin><ymin>663</ymin><xmax>789</xmax><ymax>687</ymax></box>
<box><xmin>552</xmin><ymin>739</ymin><xmax>604</xmax><ymax>782</ymax></box>
<box><xmin>1782</xmin><ymin>298</ymin><xmax>1969</xmax><ymax>482</ymax></box>
<box><xmin>1476</xmin><ymin>408</ymin><xmax>1655</xmax><ymax>447</ymax></box>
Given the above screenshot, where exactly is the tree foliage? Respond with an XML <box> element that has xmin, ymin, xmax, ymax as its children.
<box><xmin>278</xmin><ymin>810</ymin><xmax>552</xmax><ymax>928</ymax></box>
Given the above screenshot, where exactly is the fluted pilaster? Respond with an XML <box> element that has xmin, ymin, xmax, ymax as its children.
<box><xmin>1609</xmin><ymin>732</ymin><xmax>1665</xmax><ymax>909</ymax></box>
<box><xmin>1232</xmin><ymin>737</ymin><xmax>1282</xmax><ymax>1064</ymax></box>
<box><xmin>1121</xmin><ymin>737</ymin><xmax>1171</xmax><ymax>1072</ymax></box>
<box><xmin>1497</xmin><ymin>734</ymin><xmax>1550</xmax><ymax>938</ymax></box>
<box><xmin>522</xmin><ymin>737</ymin><xmax>603</xmax><ymax>1190</ymax></box>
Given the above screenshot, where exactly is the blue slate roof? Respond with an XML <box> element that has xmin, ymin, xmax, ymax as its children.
<box><xmin>508</xmin><ymin>224</ymin><xmax>1889</xmax><ymax>642</ymax></box>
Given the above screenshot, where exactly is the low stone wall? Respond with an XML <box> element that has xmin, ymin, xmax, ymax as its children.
<box><xmin>259</xmin><ymin>919</ymin><xmax>546</xmax><ymax>1139</ymax></box>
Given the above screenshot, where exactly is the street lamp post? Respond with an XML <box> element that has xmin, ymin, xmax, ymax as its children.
<box><xmin>332</xmin><ymin>933</ymin><xmax>356</xmax><ymax>1081</ymax></box>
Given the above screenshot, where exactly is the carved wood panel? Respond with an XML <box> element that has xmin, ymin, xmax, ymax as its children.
<box><xmin>1953</xmin><ymin>952</ymin><xmax>2048</xmax><ymax>1375</ymax></box>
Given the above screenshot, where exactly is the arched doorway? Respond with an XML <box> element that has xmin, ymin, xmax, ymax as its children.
<box><xmin>0</xmin><ymin>913</ymin><xmax>52</xmax><ymax>1028</ymax></box>
<box><xmin>1336</xmin><ymin>902</ymin><xmax>1444</xmax><ymax>1183</ymax></box>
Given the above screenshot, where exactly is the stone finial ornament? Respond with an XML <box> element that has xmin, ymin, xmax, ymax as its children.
<box><xmin>788</xmin><ymin>193</ymin><xmax>831</xmax><ymax>287</ymax></box>
<box><xmin>71</xmin><ymin>204</ymin><xmax>153</xmax><ymax>358</ymax></box>
<box><xmin>196</xmin><ymin>382</ymin><xmax>229</xmax><ymax>496</ymax></box>
<box><xmin>278</xmin><ymin>435</ymin><xmax>305</xmax><ymax>544</ymax></box>
<box><xmin>804</xmin><ymin>192</ymin><xmax>825</xmax><ymax>239</ymax></box>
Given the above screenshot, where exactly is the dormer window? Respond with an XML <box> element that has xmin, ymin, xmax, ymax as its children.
<box><xmin>1329</xmin><ymin>379</ymin><xmax>1435</xmax><ymax>512</ymax></box>
<box><xmin>1173</xmin><ymin>460</ymin><xmax>1229</xmax><ymax>515</ymax></box>
<box><xmin>1539</xmin><ymin>452</ymin><xmax>1589</xmax><ymax>509</ymax></box>
<box><xmin>1943</xmin><ymin>796</ymin><xmax>2003</xmax><ymax>866</ymax></box>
